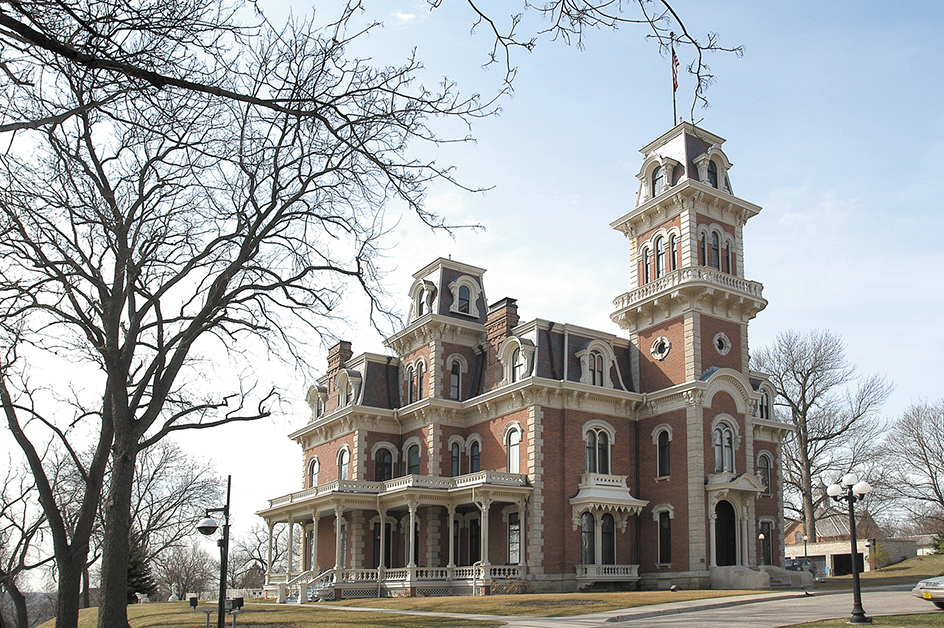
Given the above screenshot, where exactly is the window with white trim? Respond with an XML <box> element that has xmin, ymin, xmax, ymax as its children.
<box><xmin>308</xmin><ymin>458</ymin><xmax>319</xmax><ymax>488</ymax></box>
<box><xmin>758</xmin><ymin>453</ymin><xmax>772</xmax><ymax>496</ymax></box>
<box><xmin>584</xmin><ymin>426</ymin><xmax>611</xmax><ymax>474</ymax></box>
<box><xmin>469</xmin><ymin>440</ymin><xmax>481</xmax><ymax>473</ymax></box>
<box><xmin>652</xmin><ymin>504</ymin><xmax>674</xmax><ymax>565</ymax></box>
<box><xmin>643</xmin><ymin>247</ymin><xmax>651</xmax><ymax>283</ymax></box>
<box><xmin>506</xmin><ymin>427</ymin><xmax>521</xmax><ymax>474</ymax></box>
<box><xmin>758</xmin><ymin>391</ymin><xmax>771</xmax><ymax>420</ymax></box>
<box><xmin>581</xmin><ymin>512</ymin><xmax>595</xmax><ymax>565</ymax></box>
<box><xmin>655</xmin><ymin>236</ymin><xmax>666</xmax><ymax>278</ymax></box>
<box><xmin>415</xmin><ymin>361</ymin><xmax>425</xmax><ymax>400</ymax></box>
<box><xmin>670</xmin><ymin>234</ymin><xmax>678</xmax><ymax>271</ymax></box>
<box><xmin>407</xmin><ymin>444</ymin><xmax>420</xmax><ymax>475</ymax></box>
<box><xmin>508</xmin><ymin>511</ymin><xmax>520</xmax><ymax>564</ymax></box>
<box><xmin>713</xmin><ymin>422</ymin><xmax>735</xmax><ymax>473</ymax></box>
<box><xmin>447</xmin><ymin>276</ymin><xmax>482</xmax><ymax>317</ymax></box>
<box><xmin>407</xmin><ymin>366</ymin><xmax>416</xmax><ymax>404</ymax></box>
<box><xmin>651</xmin><ymin>165</ymin><xmax>663</xmax><ymax>198</ymax></box>
<box><xmin>601</xmin><ymin>513</ymin><xmax>616</xmax><ymax>565</ymax></box>
<box><xmin>657</xmin><ymin>430</ymin><xmax>670</xmax><ymax>477</ymax></box>
<box><xmin>451</xmin><ymin>442</ymin><xmax>461</xmax><ymax>477</ymax></box>
<box><xmin>338</xmin><ymin>448</ymin><xmax>350</xmax><ymax>481</ymax></box>
<box><xmin>375</xmin><ymin>448</ymin><xmax>394</xmax><ymax>482</ymax></box>
<box><xmin>450</xmin><ymin>360</ymin><xmax>461</xmax><ymax>400</ymax></box>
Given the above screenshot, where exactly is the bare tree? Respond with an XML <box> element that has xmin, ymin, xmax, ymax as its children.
<box><xmin>752</xmin><ymin>329</ymin><xmax>893</xmax><ymax>542</ymax></box>
<box><xmin>0</xmin><ymin>2</ymin><xmax>741</xmax><ymax>628</ymax></box>
<box><xmin>0</xmin><ymin>464</ymin><xmax>53</xmax><ymax>628</ymax></box>
<box><xmin>151</xmin><ymin>540</ymin><xmax>217</xmax><ymax>602</ymax></box>
<box><xmin>881</xmin><ymin>401</ymin><xmax>944</xmax><ymax>527</ymax></box>
<box><xmin>230</xmin><ymin>522</ymin><xmax>291</xmax><ymax>581</ymax></box>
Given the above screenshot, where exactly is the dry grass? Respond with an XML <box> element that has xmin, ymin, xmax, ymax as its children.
<box><xmin>323</xmin><ymin>588</ymin><xmax>762</xmax><ymax>617</ymax></box>
<box><xmin>784</xmin><ymin>613</ymin><xmax>944</xmax><ymax>627</ymax></box>
<box><xmin>37</xmin><ymin>601</ymin><xmax>504</xmax><ymax>628</ymax></box>
<box><xmin>815</xmin><ymin>555</ymin><xmax>944</xmax><ymax>591</ymax></box>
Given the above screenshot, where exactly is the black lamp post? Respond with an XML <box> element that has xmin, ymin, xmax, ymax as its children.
<box><xmin>826</xmin><ymin>473</ymin><xmax>871</xmax><ymax>625</ymax></box>
<box><xmin>197</xmin><ymin>475</ymin><xmax>231</xmax><ymax>628</ymax></box>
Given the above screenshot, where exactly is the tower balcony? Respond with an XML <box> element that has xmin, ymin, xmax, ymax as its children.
<box><xmin>611</xmin><ymin>267</ymin><xmax>766</xmax><ymax>332</ymax></box>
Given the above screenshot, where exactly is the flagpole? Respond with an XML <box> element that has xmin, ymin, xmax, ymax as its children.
<box><xmin>670</xmin><ymin>32</ymin><xmax>678</xmax><ymax>125</ymax></box>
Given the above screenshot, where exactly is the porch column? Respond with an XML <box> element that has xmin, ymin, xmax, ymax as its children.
<box><xmin>708</xmin><ymin>511</ymin><xmax>717</xmax><ymax>568</ymax></box>
<box><xmin>446</xmin><ymin>504</ymin><xmax>456</xmax><ymax>568</ymax></box>
<box><xmin>741</xmin><ymin>508</ymin><xmax>749</xmax><ymax>567</ymax></box>
<box><xmin>407</xmin><ymin>498</ymin><xmax>418</xmax><ymax>568</ymax></box>
<box><xmin>594</xmin><ymin>510</ymin><xmax>603</xmax><ymax>567</ymax></box>
<box><xmin>477</xmin><ymin>494</ymin><xmax>492</xmax><ymax>566</ymax></box>
<box><xmin>378</xmin><ymin>507</ymin><xmax>387</xmax><ymax>569</ymax></box>
<box><xmin>266</xmin><ymin>520</ymin><xmax>274</xmax><ymax>583</ymax></box>
<box><xmin>310</xmin><ymin>508</ymin><xmax>320</xmax><ymax>573</ymax></box>
<box><xmin>287</xmin><ymin>517</ymin><xmax>295</xmax><ymax>577</ymax></box>
<box><xmin>334</xmin><ymin>504</ymin><xmax>344</xmax><ymax>570</ymax></box>
<box><xmin>517</xmin><ymin>500</ymin><xmax>527</xmax><ymax>568</ymax></box>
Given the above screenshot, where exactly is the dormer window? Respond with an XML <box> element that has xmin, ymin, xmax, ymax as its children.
<box><xmin>458</xmin><ymin>285</ymin><xmax>471</xmax><ymax>313</ymax></box>
<box><xmin>651</xmin><ymin>165</ymin><xmax>663</xmax><ymax>198</ymax></box>
<box><xmin>511</xmin><ymin>347</ymin><xmax>521</xmax><ymax>383</ymax></box>
<box><xmin>498</xmin><ymin>337</ymin><xmax>534</xmax><ymax>385</ymax></box>
<box><xmin>707</xmin><ymin>160</ymin><xmax>718</xmax><ymax>188</ymax></box>
<box><xmin>577</xmin><ymin>340</ymin><xmax>616</xmax><ymax>388</ymax></box>
<box><xmin>758</xmin><ymin>390</ymin><xmax>771</xmax><ymax>420</ymax></box>
<box><xmin>590</xmin><ymin>351</ymin><xmax>604</xmax><ymax>386</ymax></box>
<box><xmin>448</xmin><ymin>276</ymin><xmax>482</xmax><ymax>317</ymax></box>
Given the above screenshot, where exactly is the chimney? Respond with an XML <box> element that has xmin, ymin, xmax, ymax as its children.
<box><xmin>326</xmin><ymin>340</ymin><xmax>353</xmax><ymax>373</ymax></box>
<box><xmin>486</xmin><ymin>298</ymin><xmax>519</xmax><ymax>343</ymax></box>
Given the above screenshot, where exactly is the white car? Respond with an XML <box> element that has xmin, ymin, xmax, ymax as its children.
<box><xmin>912</xmin><ymin>576</ymin><xmax>944</xmax><ymax>609</ymax></box>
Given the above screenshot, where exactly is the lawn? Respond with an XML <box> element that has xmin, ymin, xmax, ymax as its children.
<box><xmin>323</xmin><ymin>588</ymin><xmax>762</xmax><ymax>617</ymax></box>
<box><xmin>785</xmin><ymin>615</ymin><xmax>944</xmax><ymax>627</ymax></box>
<box><xmin>39</xmin><ymin>601</ymin><xmax>505</xmax><ymax>628</ymax></box>
<box><xmin>815</xmin><ymin>554</ymin><xmax>944</xmax><ymax>591</ymax></box>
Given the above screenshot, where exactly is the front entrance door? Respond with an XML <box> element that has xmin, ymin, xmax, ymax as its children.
<box><xmin>715</xmin><ymin>501</ymin><xmax>737</xmax><ymax>566</ymax></box>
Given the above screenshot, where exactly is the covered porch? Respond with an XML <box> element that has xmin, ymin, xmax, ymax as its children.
<box><xmin>257</xmin><ymin>471</ymin><xmax>532</xmax><ymax>600</ymax></box>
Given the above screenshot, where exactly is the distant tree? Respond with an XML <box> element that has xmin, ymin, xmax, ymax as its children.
<box><xmin>152</xmin><ymin>540</ymin><xmax>216</xmax><ymax>602</ymax></box>
<box><xmin>230</xmin><ymin>522</ymin><xmax>292</xmax><ymax>579</ymax></box>
<box><xmin>752</xmin><ymin>329</ymin><xmax>893</xmax><ymax>543</ymax></box>
<box><xmin>125</xmin><ymin>529</ymin><xmax>156</xmax><ymax>605</ymax></box>
<box><xmin>881</xmin><ymin>401</ymin><xmax>944</xmax><ymax>526</ymax></box>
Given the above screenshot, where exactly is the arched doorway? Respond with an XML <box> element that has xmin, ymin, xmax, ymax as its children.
<box><xmin>715</xmin><ymin>500</ymin><xmax>737</xmax><ymax>566</ymax></box>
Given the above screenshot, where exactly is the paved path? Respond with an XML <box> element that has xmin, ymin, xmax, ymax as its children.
<box><xmin>259</xmin><ymin>586</ymin><xmax>938</xmax><ymax>628</ymax></box>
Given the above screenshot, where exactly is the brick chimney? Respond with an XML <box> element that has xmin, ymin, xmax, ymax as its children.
<box><xmin>326</xmin><ymin>340</ymin><xmax>353</xmax><ymax>374</ymax></box>
<box><xmin>486</xmin><ymin>298</ymin><xmax>519</xmax><ymax>344</ymax></box>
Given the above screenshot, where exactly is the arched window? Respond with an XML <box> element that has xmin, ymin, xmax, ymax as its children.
<box><xmin>510</xmin><ymin>347</ymin><xmax>522</xmax><ymax>383</ymax></box>
<box><xmin>469</xmin><ymin>441</ymin><xmax>481</xmax><ymax>473</ymax></box>
<box><xmin>657</xmin><ymin>430</ymin><xmax>670</xmax><ymax>477</ymax></box>
<box><xmin>308</xmin><ymin>458</ymin><xmax>319</xmax><ymax>488</ymax></box>
<box><xmin>643</xmin><ymin>247</ymin><xmax>651</xmax><ymax>283</ymax></box>
<box><xmin>758</xmin><ymin>454</ymin><xmax>772</xmax><ymax>495</ymax></box>
<box><xmin>507</xmin><ymin>427</ymin><xmax>521</xmax><ymax>474</ymax></box>
<box><xmin>415</xmin><ymin>362</ymin><xmax>425</xmax><ymax>401</ymax></box>
<box><xmin>655</xmin><ymin>236</ymin><xmax>665</xmax><ymax>278</ymax></box>
<box><xmin>713</xmin><ymin>423</ymin><xmax>735</xmax><ymax>473</ymax></box>
<box><xmin>407</xmin><ymin>366</ymin><xmax>415</xmax><ymax>404</ymax></box>
<box><xmin>724</xmin><ymin>242</ymin><xmax>732</xmax><ymax>273</ymax></box>
<box><xmin>458</xmin><ymin>285</ymin><xmax>471</xmax><ymax>314</ymax></box>
<box><xmin>451</xmin><ymin>442</ymin><xmax>461</xmax><ymax>477</ymax></box>
<box><xmin>659</xmin><ymin>511</ymin><xmax>672</xmax><ymax>563</ymax></box>
<box><xmin>758</xmin><ymin>391</ymin><xmax>771</xmax><ymax>420</ymax></box>
<box><xmin>417</xmin><ymin>297</ymin><xmax>425</xmax><ymax>317</ymax></box>
<box><xmin>651</xmin><ymin>165</ymin><xmax>663</xmax><ymax>198</ymax></box>
<box><xmin>376</xmin><ymin>449</ymin><xmax>393</xmax><ymax>482</ymax></box>
<box><xmin>344</xmin><ymin>381</ymin><xmax>353</xmax><ymax>406</ymax></box>
<box><xmin>711</xmin><ymin>231</ymin><xmax>720</xmax><ymax>270</ymax></box>
<box><xmin>669</xmin><ymin>235</ymin><xmax>677</xmax><ymax>271</ymax></box>
<box><xmin>407</xmin><ymin>444</ymin><xmax>420</xmax><ymax>475</ymax></box>
<box><xmin>601</xmin><ymin>513</ymin><xmax>616</xmax><ymax>565</ymax></box>
<box><xmin>585</xmin><ymin>427</ymin><xmax>610</xmax><ymax>474</ymax></box>
<box><xmin>581</xmin><ymin>512</ymin><xmax>595</xmax><ymax>565</ymax></box>
<box><xmin>450</xmin><ymin>360</ymin><xmax>461</xmax><ymax>400</ymax></box>
<box><xmin>338</xmin><ymin>448</ymin><xmax>350</xmax><ymax>481</ymax></box>
<box><xmin>707</xmin><ymin>159</ymin><xmax>718</xmax><ymax>188</ymax></box>
<box><xmin>700</xmin><ymin>233</ymin><xmax>707</xmax><ymax>266</ymax></box>
<box><xmin>590</xmin><ymin>351</ymin><xmax>604</xmax><ymax>386</ymax></box>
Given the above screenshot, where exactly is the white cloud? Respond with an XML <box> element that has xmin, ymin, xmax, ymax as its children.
<box><xmin>393</xmin><ymin>10</ymin><xmax>416</xmax><ymax>25</ymax></box>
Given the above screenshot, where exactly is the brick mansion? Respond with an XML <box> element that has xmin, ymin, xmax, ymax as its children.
<box><xmin>258</xmin><ymin>122</ymin><xmax>794</xmax><ymax>599</ymax></box>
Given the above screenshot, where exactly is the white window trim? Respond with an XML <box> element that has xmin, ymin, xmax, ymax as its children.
<box><xmin>371</xmin><ymin>441</ymin><xmax>400</xmax><ymax>463</ymax></box>
<box><xmin>335</xmin><ymin>370</ymin><xmax>363</xmax><ymax>407</ymax></box>
<box><xmin>576</xmin><ymin>340</ymin><xmax>616</xmax><ymax>388</ymax></box>
<box><xmin>497</xmin><ymin>337</ymin><xmax>535</xmax><ymax>385</ymax></box>
<box><xmin>757</xmin><ymin>450</ymin><xmax>774</xmax><ymax>496</ymax></box>
<box><xmin>402</xmin><ymin>436</ymin><xmax>423</xmax><ymax>475</ymax></box>
<box><xmin>652</xmin><ymin>424</ymin><xmax>673</xmax><ymax>480</ymax></box>
<box><xmin>446</xmin><ymin>353</ymin><xmax>469</xmax><ymax>400</ymax></box>
<box><xmin>713</xmin><ymin>331</ymin><xmax>732</xmax><ymax>356</ymax></box>
<box><xmin>337</xmin><ymin>445</ymin><xmax>351</xmax><ymax>480</ymax></box>
<box><xmin>447</xmin><ymin>275</ymin><xmax>482</xmax><ymax>317</ymax></box>
<box><xmin>650</xmin><ymin>336</ymin><xmax>672</xmax><ymax>361</ymax></box>
<box><xmin>582</xmin><ymin>420</ymin><xmax>615</xmax><ymax>475</ymax></box>
<box><xmin>308</xmin><ymin>457</ymin><xmax>320</xmax><ymax>486</ymax></box>
<box><xmin>408</xmin><ymin>279</ymin><xmax>437</xmax><ymax>322</ymax></box>
<box><xmin>652</xmin><ymin>503</ymin><xmax>675</xmax><ymax>567</ymax></box>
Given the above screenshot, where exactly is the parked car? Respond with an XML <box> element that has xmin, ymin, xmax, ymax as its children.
<box><xmin>784</xmin><ymin>558</ymin><xmax>815</xmax><ymax>575</ymax></box>
<box><xmin>912</xmin><ymin>576</ymin><xmax>944</xmax><ymax>609</ymax></box>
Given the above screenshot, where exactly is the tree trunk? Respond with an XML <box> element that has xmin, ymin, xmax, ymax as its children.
<box><xmin>54</xmin><ymin>554</ymin><xmax>85</xmax><ymax>628</ymax></box>
<box><xmin>81</xmin><ymin>568</ymin><xmax>90</xmax><ymax>608</ymax></box>
<box><xmin>5</xmin><ymin>578</ymin><xmax>29</xmax><ymax>628</ymax></box>
<box><xmin>96</xmin><ymin>429</ymin><xmax>139</xmax><ymax>628</ymax></box>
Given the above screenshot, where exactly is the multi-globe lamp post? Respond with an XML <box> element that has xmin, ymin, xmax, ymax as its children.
<box><xmin>826</xmin><ymin>473</ymin><xmax>872</xmax><ymax>624</ymax></box>
<box><xmin>197</xmin><ymin>475</ymin><xmax>232</xmax><ymax>628</ymax></box>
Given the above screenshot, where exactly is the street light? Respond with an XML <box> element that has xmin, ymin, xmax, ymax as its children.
<box><xmin>197</xmin><ymin>475</ymin><xmax>231</xmax><ymax>628</ymax></box>
<box><xmin>803</xmin><ymin>534</ymin><xmax>809</xmax><ymax>562</ymax></box>
<box><xmin>758</xmin><ymin>533</ymin><xmax>766</xmax><ymax>566</ymax></box>
<box><xmin>827</xmin><ymin>473</ymin><xmax>872</xmax><ymax>624</ymax></box>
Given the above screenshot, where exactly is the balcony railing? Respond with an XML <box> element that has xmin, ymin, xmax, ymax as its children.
<box><xmin>613</xmin><ymin>266</ymin><xmax>764</xmax><ymax>311</ymax></box>
<box><xmin>266</xmin><ymin>471</ymin><xmax>529</xmax><ymax>509</ymax></box>
<box><xmin>575</xmin><ymin>564</ymin><xmax>640</xmax><ymax>580</ymax></box>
